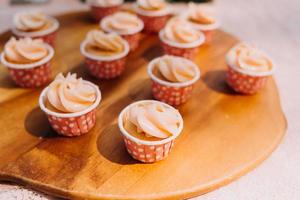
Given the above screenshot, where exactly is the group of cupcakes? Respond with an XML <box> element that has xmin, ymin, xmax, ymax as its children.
<box><xmin>0</xmin><ymin>0</ymin><xmax>275</xmax><ymax>163</ymax></box>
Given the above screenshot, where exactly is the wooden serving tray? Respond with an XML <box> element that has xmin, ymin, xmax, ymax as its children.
<box><xmin>0</xmin><ymin>11</ymin><xmax>286</xmax><ymax>200</ymax></box>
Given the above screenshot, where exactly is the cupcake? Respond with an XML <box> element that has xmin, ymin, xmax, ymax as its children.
<box><xmin>148</xmin><ymin>55</ymin><xmax>200</xmax><ymax>106</ymax></box>
<box><xmin>0</xmin><ymin>37</ymin><xmax>54</xmax><ymax>88</ymax></box>
<box><xmin>118</xmin><ymin>100</ymin><xmax>183</xmax><ymax>163</ymax></box>
<box><xmin>80</xmin><ymin>29</ymin><xmax>130</xmax><ymax>79</ymax></box>
<box><xmin>100</xmin><ymin>11</ymin><xmax>144</xmax><ymax>51</ymax></box>
<box><xmin>39</xmin><ymin>73</ymin><xmax>101</xmax><ymax>137</ymax></box>
<box><xmin>226</xmin><ymin>42</ymin><xmax>275</xmax><ymax>94</ymax></box>
<box><xmin>12</xmin><ymin>11</ymin><xmax>59</xmax><ymax>46</ymax></box>
<box><xmin>135</xmin><ymin>0</ymin><xmax>171</xmax><ymax>33</ymax></box>
<box><xmin>88</xmin><ymin>0</ymin><xmax>124</xmax><ymax>22</ymax></box>
<box><xmin>159</xmin><ymin>17</ymin><xmax>205</xmax><ymax>60</ymax></box>
<box><xmin>184</xmin><ymin>3</ymin><xmax>219</xmax><ymax>44</ymax></box>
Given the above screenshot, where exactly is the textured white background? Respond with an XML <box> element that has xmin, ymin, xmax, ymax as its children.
<box><xmin>0</xmin><ymin>0</ymin><xmax>300</xmax><ymax>199</ymax></box>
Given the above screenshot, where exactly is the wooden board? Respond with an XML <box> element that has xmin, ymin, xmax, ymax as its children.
<box><xmin>0</xmin><ymin>11</ymin><xmax>286</xmax><ymax>200</ymax></box>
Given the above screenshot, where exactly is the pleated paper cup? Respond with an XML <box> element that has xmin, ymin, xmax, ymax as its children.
<box><xmin>120</xmin><ymin>33</ymin><xmax>143</xmax><ymax>51</ymax></box>
<box><xmin>226</xmin><ymin>54</ymin><xmax>275</xmax><ymax>95</ymax></box>
<box><xmin>80</xmin><ymin>39</ymin><xmax>130</xmax><ymax>80</ymax></box>
<box><xmin>147</xmin><ymin>56</ymin><xmax>201</xmax><ymax>106</ymax></box>
<box><xmin>89</xmin><ymin>1</ymin><xmax>123</xmax><ymax>22</ymax></box>
<box><xmin>39</xmin><ymin>82</ymin><xmax>101</xmax><ymax>137</ymax></box>
<box><xmin>135</xmin><ymin>5</ymin><xmax>171</xmax><ymax>33</ymax></box>
<box><xmin>100</xmin><ymin>16</ymin><xmax>144</xmax><ymax>51</ymax></box>
<box><xmin>118</xmin><ymin>100</ymin><xmax>184</xmax><ymax>163</ymax></box>
<box><xmin>0</xmin><ymin>44</ymin><xmax>54</xmax><ymax>88</ymax></box>
<box><xmin>159</xmin><ymin>30</ymin><xmax>205</xmax><ymax>60</ymax></box>
<box><xmin>12</xmin><ymin>17</ymin><xmax>59</xmax><ymax>47</ymax></box>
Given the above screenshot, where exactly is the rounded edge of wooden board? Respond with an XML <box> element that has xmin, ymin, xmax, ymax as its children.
<box><xmin>0</xmin><ymin>110</ymin><xmax>287</xmax><ymax>200</ymax></box>
<box><xmin>0</xmin><ymin>10</ymin><xmax>287</xmax><ymax>200</ymax></box>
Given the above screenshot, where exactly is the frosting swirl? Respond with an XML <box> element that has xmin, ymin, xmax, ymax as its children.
<box><xmin>227</xmin><ymin>43</ymin><xmax>273</xmax><ymax>73</ymax></box>
<box><xmin>124</xmin><ymin>102</ymin><xmax>181</xmax><ymax>139</ymax></box>
<box><xmin>188</xmin><ymin>3</ymin><xmax>216</xmax><ymax>25</ymax></box>
<box><xmin>47</xmin><ymin>73</ymin><xmax>97</xmax><ymax>113</ymax></box>
<box><xmin>101</xmin><ymin>12</ymin><xmax>143</xmax><ymax>34</ymax></box>
<box><xmin>4</xmin><ymin>37</ymin><xmax>48</xmax><ymax>64</ymax></box>
<box><xmin>155</xmin><ymin>55</ymin><xmax>196</xmax><ymax>82</ymax></box>
<box><xmin>88</xmin><ymin>0</ymin><xmax>123</xmax><ymax>7</ymax></box>
<box><xmin>84</xmin><ymin>29</ymin><xmax>125</xmax><ymax>56</ymax></box>
<box><xmin>163</xmin><ymin>17</ymin><xmax>201</xmax><ymax>43</ymax></box>
<box><xmin>137</xmin><ymin>0</ymin><xmax>167</xmax><ymax>11</ymax></box>
<box><xmin>13</xmin><ymin>11</ymin><xmax>51</xmax><ymax>32</ymax></box>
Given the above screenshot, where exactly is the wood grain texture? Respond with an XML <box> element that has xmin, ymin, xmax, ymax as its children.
<box><xmin>0</xmin><ymin>11</ymin><xmax>286</xmax><ymax>200</ymax></box>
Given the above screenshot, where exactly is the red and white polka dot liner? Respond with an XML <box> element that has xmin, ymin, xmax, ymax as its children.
<box><xmin>39</xmin><ymin>81</ymin><xmax>101</xmax><ymax>137</ymax></box>
<box><xmin>161</xmin><ymin>42</ymin><xmax>200</xmax><ymax>60</ymax></box>
<box><xmin>226</xmin><ymin>54</ymin><xmax>275</xmax><ymax>95</ymax></box>
<box><xmin>121</xmin><ymin>33</ymin><xmax>142</xmax><ymax>52</ymax></box>
<box><xmin>147</xmin><ymin>56</ymin><xmax>201</xmax><ymax>106</ymax></box>
<box><xmin>226</xmin><ymin>66</ymin><xmax>270</xmax><ymax>95</ymax></box>
<box><xmin>90</xmin><ymin>5</ymin><xmax>121</xmax><ymax>22</ymax></box>
<box><xmin>135</xmin><ymin>6</ymin><xmax>171</xmax><ymax>34</ymax></box>
<box><xmin>0</xmin><ymin>44</ymin><xmax>54</xmax><ymax>88</ymax></box>
<box><xmin>12</xmin><ymin>17</ymin><xmax>59</xmax><ymax>47</ymax></box>
<box><xmin>123</xmin><ymin>136</ymin><xmax>174</xmax><ymax>163</ymax></box>
<box><xmin>84</xmin><ymin>57</ymin><xmax>127</xmax><ymax>80</ymax></box>
<box><xmin>47</xmin><ymin>110</ymin><xmax>96</xmax><ymax>137</ymax></box>
<box><xmin>151</xmin><ymin>81</ymin><xmax>195</xmax><ymax>106</ymax></box>
<box><xmin>137</xmin><ymin>14</ymin><xmax>170</xmax><ymax>33</ymax></box>
<box><xmin>80</xmin><ymin>38</ymin><xmax>129</xmax><ymax>80</ymax></box>
<box><xmin>159</xmin><ymin>30</ymin><xmax>205</xmax><ymax>60</ymax></box>
<box><xmin>118</xmin><ymin>100</ymin><xmax>183</xmax><ymax>163</ymax></box>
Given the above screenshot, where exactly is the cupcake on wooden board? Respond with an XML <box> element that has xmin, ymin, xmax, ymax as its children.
<box><xmin>100</xmin><ymin>11</ymin><xmax>144</xmax><ymax>51</ymax></box>
<box><xmin>226</xmin><ymin>42</ymin><xmax>275</xmax><ymax>94</ymax></box>
<box><xmin>183</xmin><ymin>3</ymin><xmax>219</xmax><ymax>44</ymax></box>
<box><xmin>159</xmin><ymin>17</ymin><xmax>205</xmax><ymax>60</ymax></box>
<box><xmin>39</xmin><ymin>73</ymin><xmax>101</xmax><ymax>137</ymax></box>
<box><xmin>88</xmin><ymin>0</ymin><xmax>124</xmax><ymax>22</ymax></box>
<box><xmin>80</xmin><ymin>29</ymin><xmax>130</xmax><ymax>79</ymax></box>
<box><xmin>12</xmin><ymin>11</ymin><xmax>59</xmax><ymax>46</ymax></box>
<box><xmin>0</xmin><ymin>37</ymin><xmax>54</xmax><ymax>88</ymax></box>
<box><xmin>147</xmin><ymin>55</ymin><xmax>200</xmax><ymax>106</ymax></box>
<box><xmin>118</xmin><ymin>100</ymin><xmax>183</xmax><ymax>163</ymax></box>
<box><xmin>135</xmin><ymin>0</ymin><xmax>171</xmax><ymax>33</ymax></box>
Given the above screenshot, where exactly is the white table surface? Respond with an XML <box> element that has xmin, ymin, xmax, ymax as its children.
<box><xmin>0</xmin><ymin>0</ymin><xmax>300</xmax><ymax>199</ymax></box>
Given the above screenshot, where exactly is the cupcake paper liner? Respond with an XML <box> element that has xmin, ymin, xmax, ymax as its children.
<box><xmin>80</xmin><ymin>39</ymin><xmax>129</xmax><ymax>79</ymax></box>
<box><xmin>151</xmin><ymin>81</ymin><xmax>195</xmax><ymax>106</ymax></box>
<box><xmin>226</xmin><ymin>67</ymin><xmax>270</xmax><ymax>95</ymax></box>
<box><xmin>90</xmin><ymin>5</ymin><xmax>120</xmax><ymax>22</ymax></box>
<box><xmin>118</xmin><ymin>100</ymin><xmax>184</xmax><ymax>163</ymax></box>
<box><xmin>147</xmin><ymin>56</ymin><xmax>201</xmax><ymax>106</ymax></box>
<box><xmin>8</xmin><ymin>62</ymin><xmax>52</xmax><ymax>88</ymax></box>
<box><xmin>39</xmin><ymin>81</ymin><xmax>101</xmax><ymax>137</ymax></box>
<box><xmin>1</xmin><ymin>44</ymin><xmax>54</xmax><ymax>88</ymax></box>
<box><xmin>123</xmin><ymin>136</ymin><xmax>175</xmax><ymax>163</ymax></box>
<box><xmin>122</xmin><ymin>33</ymin><xmax>142</xmax><ymax>51</ymax></box>
<box><xmin>12</xmin><ymin>17</ymin><xmax>59</xmax><ymax>47</ymax></box>
<box><xmin>161</xmin><ymin>41</ymin><xmax>200</xmax><ymax>60</ymax></box>
<box><xmin>85</xmin><ymin>57</ymin><xmax>127</xmax><ymax>79</ymax></box>
<box><xmin>47</xmin><ymin>109</ymin><xmax>97</xmax><ymax>137</ymax></box>
<box><xmin>138</xmin><ymin>14</ymin><xmax>169</xmax><ymax>33</ymax></box>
